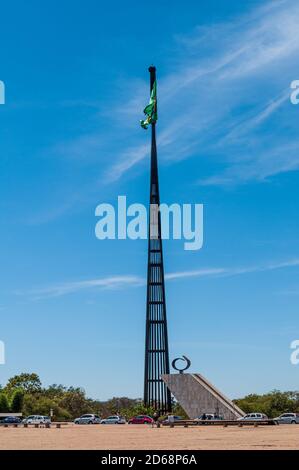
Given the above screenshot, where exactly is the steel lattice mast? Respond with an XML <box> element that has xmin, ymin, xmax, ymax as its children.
<box><xmin>144</xmin><ymin>66</ymin><xmax>172</xmax><ymax>413</ymax></box>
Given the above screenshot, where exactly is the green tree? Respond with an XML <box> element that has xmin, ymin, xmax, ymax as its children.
<box><xmin>104</xmin><ymin>397</ymin><xmax>138</xmax><ymax>415</ymax></box>
<box><xmin>22</xmin><ymin>394</ymin><xmax>71</xmax><ymax>421</ymax></box>
<box><xmin>5</xmin><ymin>373</ymin><xmax>42</xmax><ymax>394</ymax></box>
<box><xmin>233</xmin><ymin>390</ymin><xmax>299</xmax><ymax>418</ymax></box>
<box><xmin>43</xmin><ymin>384</ymin><xmax>67</xmax><ymax>399</ymax></box>
<box><xmin>0</xmin><ymin>393</ymin><xmax>10</xmax><ymax>412</ymax></box>
<box><xmin>10</xmin><ymin>389</ymin><xmax>24</xmax><ymax>413</ymax></box>
<box><xmin>117</xmin><ymin>402</ymin><xmax>155</xmax><ymax>420</ymax></box>
<box><xmin>59</xmin><ymin>387</ymin><xmax>93</xmax><ymax>418</ymax></box>
<box><xmin>22</xmin><ymin>394</ymin><xmax>39</xmax><ymax>416</ymax></box>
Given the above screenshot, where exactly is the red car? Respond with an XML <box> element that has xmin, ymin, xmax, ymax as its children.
<box><xmin>128</xmin><ymin>415</ymin><xmax>153</xmax><ymax>424</ymax></box>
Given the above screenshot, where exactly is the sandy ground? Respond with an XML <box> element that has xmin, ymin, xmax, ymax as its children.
<box><xmin>0</xmin><ymin>424</ymin><xmax>298</xmax><ymax>450</ymax></box>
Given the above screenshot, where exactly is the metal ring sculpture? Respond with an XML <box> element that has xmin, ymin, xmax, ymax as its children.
<box><xmin>172</xmin><ymin>355</ymin><xmax>191</xmax><ymax>374</ymax></box>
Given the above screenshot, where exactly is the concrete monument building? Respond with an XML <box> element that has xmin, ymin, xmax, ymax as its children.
<box><xmin>162</xmin><ymin>372</ymin><xmax>245</xmax><ymax>420</ymax></box>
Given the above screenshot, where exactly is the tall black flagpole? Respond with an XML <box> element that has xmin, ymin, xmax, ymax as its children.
<box><xmin>144</xmin><ymin>66</ymin><xmax>172</xmax><ymax>413</ymax></box>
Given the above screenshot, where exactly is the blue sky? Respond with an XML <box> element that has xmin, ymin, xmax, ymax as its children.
<box><xmin>1</xmin><ymin>0</ymin><xmax>299</xmax><ymax>400</ymax></box>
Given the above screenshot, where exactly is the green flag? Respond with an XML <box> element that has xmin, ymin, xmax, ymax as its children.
<box><xmin>140</xmin><ymin>81</ymin><xmax>157</xmax><ymax>129</ymax></box>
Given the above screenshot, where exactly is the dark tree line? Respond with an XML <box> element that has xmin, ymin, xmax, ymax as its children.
<box><xmin>233</xmin><ymin>390</ymin><xmax>299</xmax><ymax>418</ymax></box>
<box><xmin>0</xmin><ymin>373</ymin><xmax>155</xmax><ymax>420</ymax></box>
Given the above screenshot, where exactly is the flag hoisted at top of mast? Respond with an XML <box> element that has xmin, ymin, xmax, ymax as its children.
<box><xmin>140</xmin><ymin>80</ymin><xmax>157</xmax><ymax>129</ymax></box>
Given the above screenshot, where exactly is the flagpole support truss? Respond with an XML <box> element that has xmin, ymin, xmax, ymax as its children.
<box><xmin>143</xmin><ymin>66</ymin><xmax>172</xmax><ymax>414</ymax></box>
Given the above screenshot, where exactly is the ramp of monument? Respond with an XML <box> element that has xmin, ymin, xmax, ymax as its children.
<box><xmin>162</xmin><ymin>373</ymin><xmax>245</xmax><ymax>420</ymax></box>
<box><xmin>192</xmin><ymin>373</ymin><xmax>245</xmax><ymax>418</ymax></box>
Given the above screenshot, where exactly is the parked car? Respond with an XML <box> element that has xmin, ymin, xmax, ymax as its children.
<box><xmin>161</xmin><ymin>415</ymin><xmax>183</xmax><ymax>424</ymax></box>
<box><xmin>128</xmin><ymin>415</ymin><xmax>153</xmax><ymax>424</ymax></box>
<box><xmin>23</xmin><ymin>415</ymin><xmax>51</xmax><ymax>424</ymax></box>
<box><xmin>74</xmin><ymin>414</ymin><xmax>101</xmax><ymax>424</ymax></box>
<box><xmin>196</xmin><ymin>413</ymin><xmax>223</xmax><ymax>421</ymax></box>
<box><xmin>237</xmin><ymin>413</ymin><xmax>268</xmax><ymax>421</ymax></box>
<box><xmin>274</xmin><ymin>413</ymin><xmax>299</xmax><ymax>424</ymax></box>
<box><xmin>100</xmin><ymin>415</ymin><xmax>126</xmax><ymax>424</ymax></box>
<box><xmin>1</xmin><ymin>416</ymin><xmax>22</xmax><ymax>424</ymax></box>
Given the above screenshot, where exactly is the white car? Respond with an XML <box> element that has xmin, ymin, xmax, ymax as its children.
<box><xmin>274</xmin><ymin>413</ymin><xmax>299</xmax><ymax>424</ymax></box>
<box><xmin>237</xmin><ymin>413</ymin><xmax>268</xmax><ymax>421</ymax></box>
<box><xmin>74</xmin><ymin>414</ymin><xmax>101</xmax><ymax>424</ymax></box>
<box><xmin>23</xmin><ymin>415</ymin><xmax>51</xmax><ymax>425</ymax></box>
<box><xmin>100</xmin><ymin>415</ymin><xmax>126</xmax><ymax>424</ymax></box>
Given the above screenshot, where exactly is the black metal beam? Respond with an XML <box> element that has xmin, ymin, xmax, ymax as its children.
<box><xmin>143</xmin><ymin>66</ymin><xmax>172</xmax><ymax>414</ymax></box>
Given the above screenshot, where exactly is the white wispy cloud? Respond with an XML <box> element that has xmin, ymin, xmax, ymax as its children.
<box><xmin>200</xmin><ymin>142</ymin><xmax>299</xmax><ymax>186</ymax></box>
<box><xmin>165</xmin><ymin>268</ymin><xmax>226</xmax><ymax>280</ymax></box>
<box><xmin>27</xmin><ymin>275</ymin><xmax>144</xmax><ymax>299</ymax></box>
<box><xmin>166</xmin><ymin>258</ymin><xmax>299</xmax><ymax>281</ymax></box>
<box><xmin>106</xmin><ymin>143</ymin><xmax>149</xmax><ymax>182</ymax></box>
<box><xmin>218</xmin><ymin>91</ymin><xmax>290</xmax><ymax>146</ymax></box>
<box><xmin>25</xmin><ymin>257</ymin><xmax>299</xmax><ymax>299</ymax></box>
<box><xmin>38</xmin><ymin>0</ymin><xmax>299</xmax><ymax>222</ymax></box>
<box><xmin>104</xmin><ymin>0</ymin><xmax>299</xmax><ymax>184</ymax></box>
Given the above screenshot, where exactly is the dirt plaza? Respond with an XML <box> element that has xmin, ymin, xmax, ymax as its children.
<box><xmin>0</xmin><ymin>424</ymin><xmax>298</xmax><ymax>450</ymax></box>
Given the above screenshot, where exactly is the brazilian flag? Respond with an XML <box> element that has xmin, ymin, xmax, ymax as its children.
<box><xmin>140</xmin><ymin>81</ymin><xmax>157</xmax><ymax>129</ymax></box>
